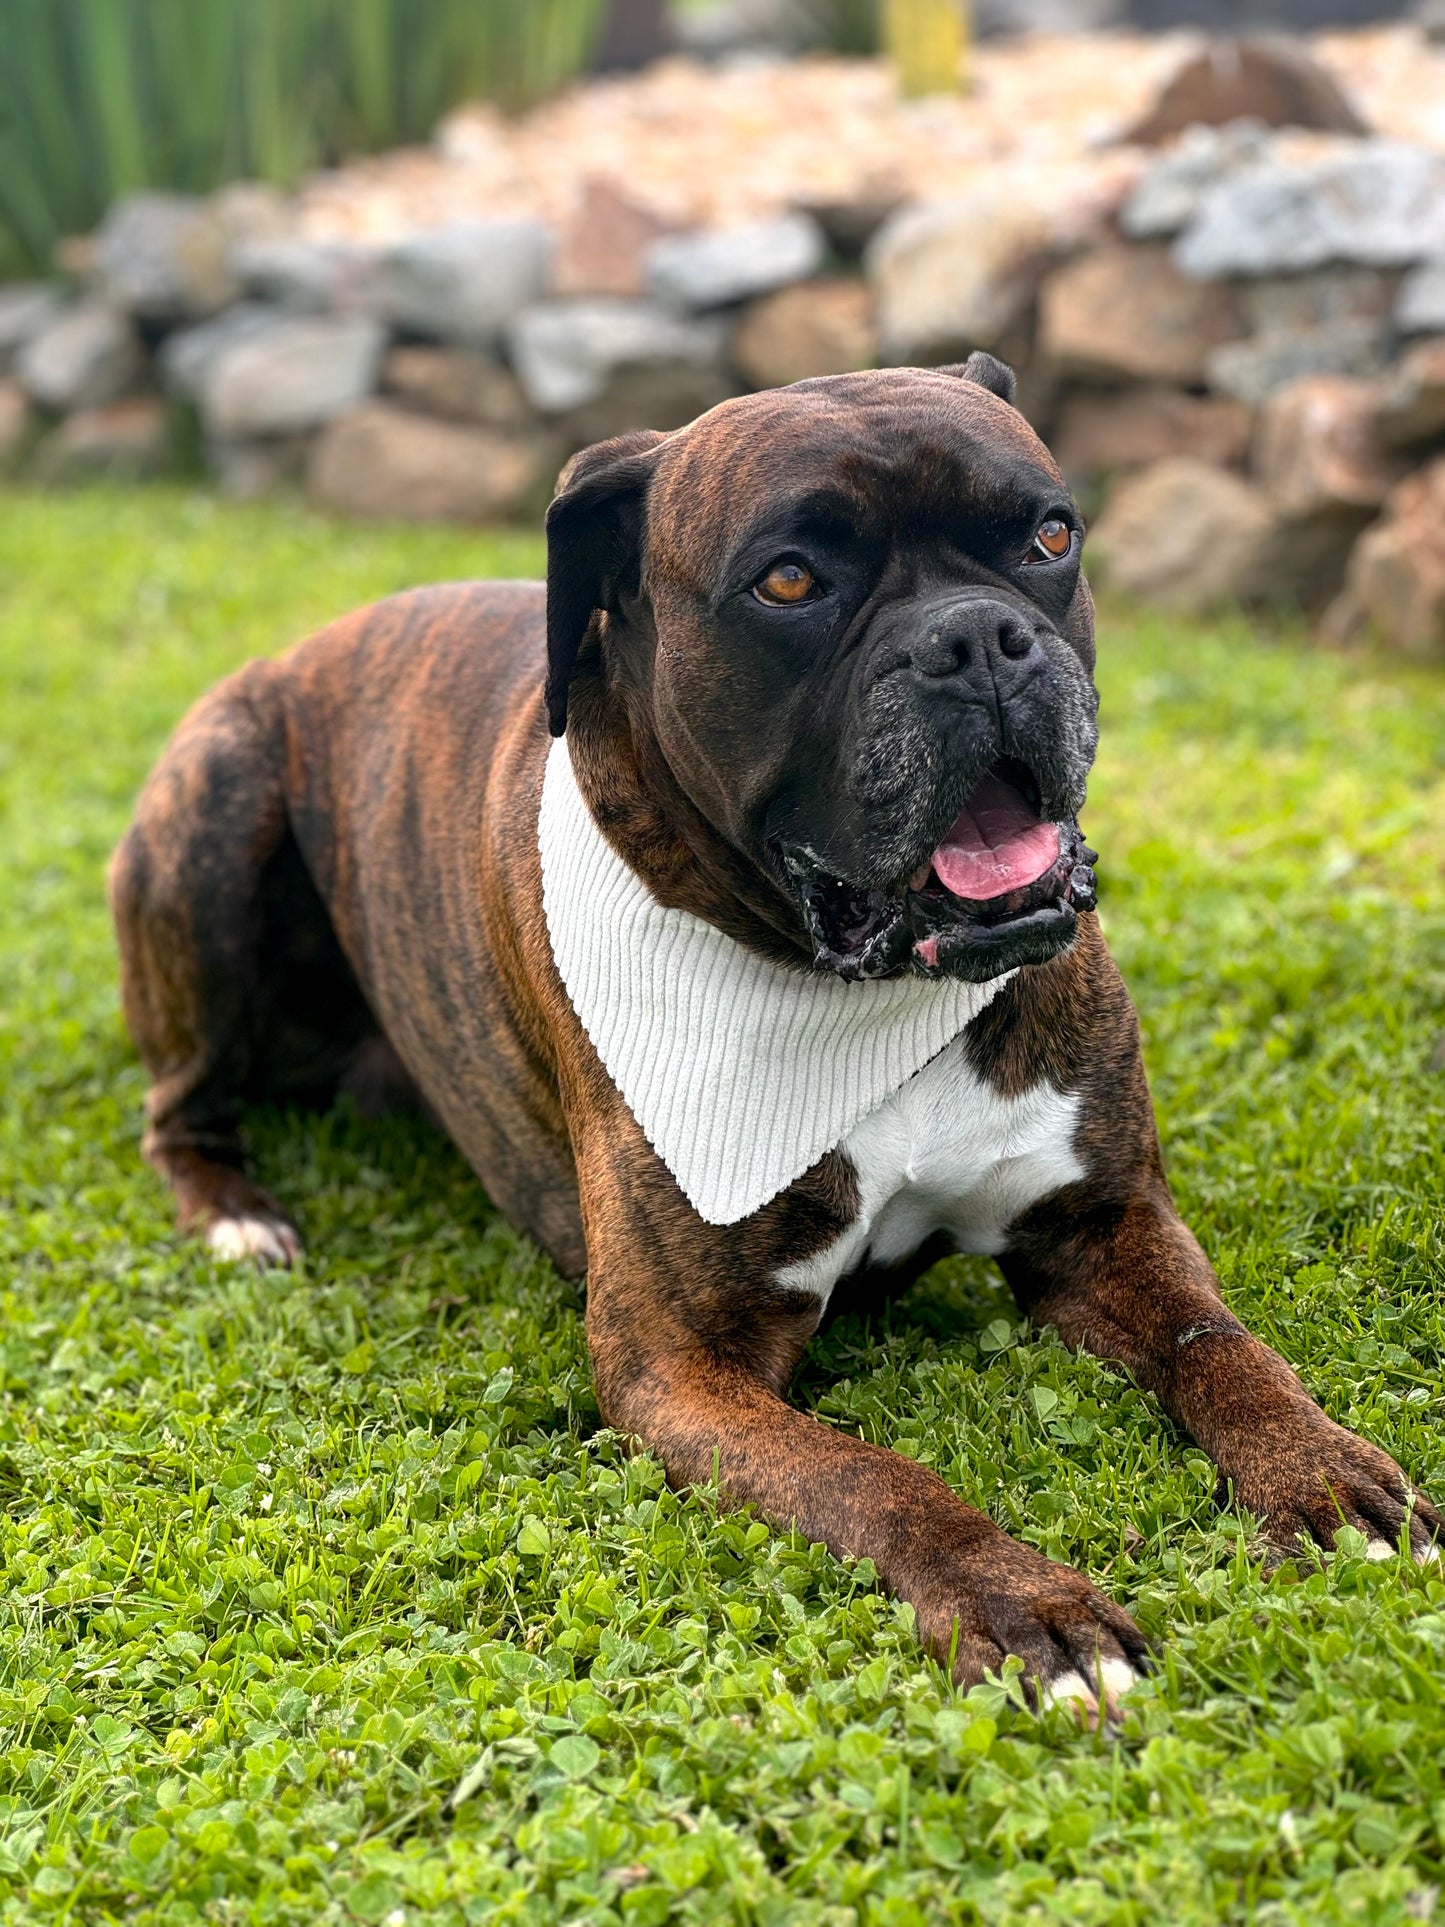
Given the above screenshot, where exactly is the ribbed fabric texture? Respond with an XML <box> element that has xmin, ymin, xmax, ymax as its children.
<box><xmin>539</xmin><ymin>735</ymin><xmax>1011</xmax><ymax>1226</ymax></box>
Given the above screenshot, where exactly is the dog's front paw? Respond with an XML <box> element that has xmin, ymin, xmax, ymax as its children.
<box><xmin>160</xmin><ymin>1150</ymin><xmax>303</xmax><ymax>1270</ymax></box>
<box><xmin>920</xmin><ymin>1531</ymin><xmax>1149</xmax><ymax>1722</ymax></box>
<box><xmin>1228</xmin><ymin>1413</ymin><xmax>1440</xmax><ymax>1564</ymax></box>
<box><xmin>205</xmin><ymin>1209</ymin><xmax>302</xmax><ymax>1269</ymax></box>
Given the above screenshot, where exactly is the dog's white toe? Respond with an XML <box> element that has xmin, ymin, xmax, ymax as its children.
<box><xmin>207</xmin><ymin>1215</ymin><xmax>301</xmax><ymax>1267</ymax></box>
<box><xmin>1099</xmin><ymin>1656</ymin><xmax>1141</xmax><ymax>1699</ymax></box>
<box><xmin>1365</xmin><ymin>1538</ymin><xmax>1396</xmax><ymax>1562</ymax></box>
<box><xmin>1040</xmin><ymin>1657</ymin><xmax>1138</xmax><ymax>1716</ymax></box>
<box><xmin>1040</xmin><ymin>1670</ymin><xmax>1095</xmax><ymax>1712</ymax></box>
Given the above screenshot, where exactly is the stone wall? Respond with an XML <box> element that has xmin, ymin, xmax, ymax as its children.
<box><xmin>3</xmin><ymin>36</ymin><xmax>1445</xmax><ymax>655</ymax></box>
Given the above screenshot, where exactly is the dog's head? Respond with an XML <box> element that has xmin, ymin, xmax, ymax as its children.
<box><xmin>545</xmin><ymin>357</ymin><xmax>1099</xmax><ymax>983</ymax></box>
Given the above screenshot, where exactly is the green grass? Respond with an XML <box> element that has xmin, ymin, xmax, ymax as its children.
<box><xmin>1</xmin><ymin>486</ymin><xmax>1444</xmax><ymax>1926</ymax></box>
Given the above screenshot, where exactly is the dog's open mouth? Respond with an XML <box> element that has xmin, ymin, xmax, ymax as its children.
<box><xmin>782</xmin><ymin>758</ymin><xmax>1098</xmax><ymax>982</ymax></box>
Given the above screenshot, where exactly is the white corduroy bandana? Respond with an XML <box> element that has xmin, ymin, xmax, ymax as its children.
<box><xmin>538</xmin><ymin>736</ymin><xmax>1011</xmax><ymax>1226</ymax></box>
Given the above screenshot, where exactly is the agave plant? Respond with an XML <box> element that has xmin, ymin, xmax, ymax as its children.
<box><xmin>0</xmin><ymin>0</ymin><xmax>605</xmax><ymax>277</ymax></box>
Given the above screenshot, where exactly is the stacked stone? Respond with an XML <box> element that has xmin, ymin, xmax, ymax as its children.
<box><xmin>0</xmin><ymin>180</ymin><xmax>880</xmax><ymax>525</ymax></box>
<box><xmin>863</xmin><ymin>57</ymin><xmax>1445</xmax><ymax>657</ymax></box>
<box><xmin>4</xmin><ymin>36</ymin><xmax>1445</xmax><ymax>653</ymax></box>
<box><xmin>1080</xmin><ymin>128</ymin><xmax>1445</xmax><ymax>655</ymax></box>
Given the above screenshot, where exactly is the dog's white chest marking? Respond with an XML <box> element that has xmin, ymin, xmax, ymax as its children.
<box><xmin>539</xmin><ymin>736</ymin><xmax>1017</xmax><ymax>1225</ymax></box>
<box><xmin>779</xmin><ymin>1045</ymin><xmax>1085</xmax><ymax>1302</ymax></box>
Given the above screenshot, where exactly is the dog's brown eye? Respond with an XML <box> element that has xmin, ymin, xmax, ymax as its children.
<box><xmin>754</xmin><ymin>561</ymin><xmax>816</xmax><ymax>605</ymax></box>
<box><xmin>1029</xmin><ymin>519</ymin><xmax>1072</xmax><ymax>563</ymax></box>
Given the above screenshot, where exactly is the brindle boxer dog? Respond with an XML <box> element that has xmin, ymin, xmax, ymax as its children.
<box><xmin>111</xmin><ymin>356</ymin><xmax>1439</xmax><ymax>1718</ymax></box>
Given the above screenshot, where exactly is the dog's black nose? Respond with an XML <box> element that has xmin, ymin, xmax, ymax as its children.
<box><xmin>909</xmin><ymin>599</ymin><xmax>1043</xmax><ymax>681</ymax></box>
<box><xmin>996</xmin><ymin>613</ymin><xmax>1035</xmax><ymax>660</ymax></box>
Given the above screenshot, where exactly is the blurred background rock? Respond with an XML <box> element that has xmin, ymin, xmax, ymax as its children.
<box><xmin>3</xmin><ymin>0</ymin><xmax>1445</xmax><ymax>654</ymax></box>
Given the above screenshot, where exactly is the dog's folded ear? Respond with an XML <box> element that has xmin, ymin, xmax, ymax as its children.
<box><xmin>939</xmin><ymin>352</ymin><xmax>1018</xmax><ymax>406</ymax></box>
<box><xmin>545</xmin><ymin>430</ymin><xmax>668</xmax><ymax>736</ymax></box>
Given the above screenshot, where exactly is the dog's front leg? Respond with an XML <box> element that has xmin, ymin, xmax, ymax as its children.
<box><xmin>1002</xmin><ymin>1188</ymin><xmax>1441</xmax><ymax>1562</ymax></box>
<box><xmin>577</xmin><ymin>1212</ymin><xmax>1147</xmax><ymax>1712</ymax></box>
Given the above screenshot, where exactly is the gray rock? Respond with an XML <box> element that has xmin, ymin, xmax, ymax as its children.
<box><xmin>210</xmin><ymin>180</ymin><xmax>293</xmax><ymax>240</ymax></box>
<box><xmin>1051</xmin><ymin>386</ymin><xmax>1253</xmax><ymax>482</ymax></box>
<box><xmin>507</xmin><ymin>298</ymin><xmax>728</xmax><ymax>413</ymax></box>
<box><xmin>1374</xmin><ymin>337</ymin><xmax>1445</xmax><ymax>450</ymax></box>
<box><xmin>1397</xmin><ymin>257</ymin><xmax>1445</xmax><ymax>334</ymax></box>
<box><xmin>554</xmin><ymin>176</ymin><xmax>680</xmax><ymax>298</ymax></box>
<box><xmin>158</xmin><ymin>303</ymin><xmax>287</xmax><ymax>400</ymax></box>
<box><xmin>732</xmin><ymin>278</ymin><xmax>877</xmax><ymax>388</ymax></box>
<box><xmin>1123</xmin><ymin>36</ymin><xmax>1368</xmax><ymax>145</ymax></box>
<box><xmin>1206</xmin><ymin>317</ymin><xmax>1387</xmax><ymax>405</ymax></box>
<box><xmin>557</xmin><ymin>363</ymin><xmax>742</xmax><ymax>451</ymax></box>
<box><xmin>646</xmin><ymin>214</ymin><xmax>825</xmax><ymax>312</ymax></box>
<box><xmin>0</xmin><ymin>284</ymin><xmax>64</xmax><ymax>371</ymax></box>
<box><xmin>672</xmin><ymin>0</ymin><xmax>842</xmax><ymax>57</ymax></box>
<box><xmin>0</xmin><ymin>378</ymin><xmax>30</xmax><ymax>465</ymax></box>
<box><xmin>1038</xmin><ymin>241</ymin><xmax>1242</xmax><ymax>386</ymax></box>
<box><xmin>1120</xmin><ymin>120</ymin><xmax>1272</xmax><ymax>241</ymax></box>
<box><xmin>373</xmin><ymin>221</ymin><xmax>552</xmax><ymax>345</ymax></box>
<box><xmin>32</xmin><ymin>397</ymin><xmax>172</xmax><ymax>484</ymax></box>
<box><xmin>14</xmin><ymin>302</ymin><xmax>142</xmax><ymax>411</ymax></box>
<box><xmin>1321</xmin><ymin>457</ymin><xmax>1445</xmax><ymax>659</ymax></box>
<box><xmin>230</xmin><ymin>238</ymin><xmax>384</xmax><ymax>314</ymax></box>
<box><xmin>1252</xmin><ymin>373</ymin><xmax>1401</xmax><ymax>515</ymax></box>
<box><xmin>1136</xmin><ymin>0</ymin><xmax>1402</xmax><ymax>23</ymax></box>
<box><xmin>866</xmin><ymin>182</ymin><xmax>1061</xmax><ymax>363</ymax></box>
<box><xmin>198</xmin><ymin>315</ymin><xmax>385</xmax><ymax>438</ymax></box>
<box><xmin>977</xmin><ymin>0</ymin><xmax>1122</xmax><ymax>27</ymax></box>
<box><xmin>380</xmin><ymin>344</ymin><xmax>532</xmax><ymax>428</ymax></box>
<box><xmin>1206</xmin><ymin>266</ymin><xmax>1400</xmax><ymax>404</ymax></box>
<box><xmin>1090</xmin><ymin>457</ymin><xmax>1275</xmax><ymax>609</ymax></box>
<box><xmin>95</xmin><ymin>192</ymin><xmax>238</xmax><ymax>319</ymax></box>
<box><xmin>206</xmin><ymin>435</ymin><xmax>311</xmax><ymax>501</ymax></box>
<box><xmin>1090</xmin><ymin>453</ymin><xmax>1361</xmax><ymax>613</ymax></box>
<box><xmin>307</xmin><ymin>400</ymin><xmax>551</xmax><ymax>523</ymax></box>
<box><xmin>1235</xmin><ymin>263</ymin><xmax>1398</xmax><ymax>334</ymax></box>
<box><xmin>1175</xmin><ymin>141</ymin><xmax>1445</xmax><ymax>279</ymax></box>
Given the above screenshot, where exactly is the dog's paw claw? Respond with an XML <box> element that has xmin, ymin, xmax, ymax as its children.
<box><xmin>206</xmin><ymin>1214</ymin><xmax>301</xmax><ymax>1268</ymax></box>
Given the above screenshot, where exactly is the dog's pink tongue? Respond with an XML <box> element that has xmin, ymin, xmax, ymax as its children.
<box><xmin>931</xmin><ymin>771</ymin><xmax>1060</xmax><ymax>901</ymax></box>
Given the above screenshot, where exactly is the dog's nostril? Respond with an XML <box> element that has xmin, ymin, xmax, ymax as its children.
<box><xmin>915</xmin><ymin>628</ymin><xmax>968</xmax><ymax>676</ymax></box>
<box><xmin>996</xmin><ymin>619</ymin><xmax>1034</xmax><ymax>661</ymax></box>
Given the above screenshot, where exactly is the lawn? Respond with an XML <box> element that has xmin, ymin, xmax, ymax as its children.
<box><xmin>1</xmin><ymin>485</ymin><xmax>1443</xmax><ymax>1927</ymax></box>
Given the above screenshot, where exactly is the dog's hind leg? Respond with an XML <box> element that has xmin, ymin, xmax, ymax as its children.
<box><xmin>110</xmin><ymin>660</ymin><xmax>304</xmax><ymax>1265</ymax></box>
